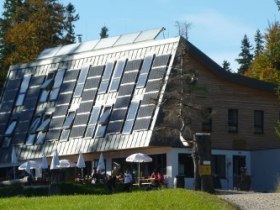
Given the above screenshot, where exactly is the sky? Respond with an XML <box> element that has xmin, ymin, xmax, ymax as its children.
<box><xmin>1</xmin><ymin>0</ymin><xmax>280</xmax><ymax>71</ymax></box>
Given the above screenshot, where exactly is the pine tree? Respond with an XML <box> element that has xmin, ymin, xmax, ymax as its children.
<box><xmin>62</xmin><ymin>3</ymin><xmax>79</xmax><ymax>44</ymax></box>
<box><xmin>254</xmin><ymin>29</ymin><xmax>264</xmax><ymax>57</ymax></box>
<box><xmin>100</xmin><ymin>26</ymin><xmax>109</xmax><ymax>39</ymax></box>
<box><xmin>236</xmin><ymin>35</ymin><xmax>253</xmax><ymax>74</ymax></box>
<box><xmin>222</xmin><ymin>60</ymin><xmax>231</xmax><ymax>72</ymax></box>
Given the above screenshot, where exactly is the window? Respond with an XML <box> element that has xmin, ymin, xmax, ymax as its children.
<box><xmin>254</xmin><ymin>110</ymin><xmax>264</xmax><ymax>134</ymax></box>
<box><xmin>60</xmin><ymin>129</ymin><xmax>70</xmax><ymax>141</ymax></box>
<box><xmin>108</xmin><ymin>60</ymin><xmax>126</xmax><ymax>92</ymax></box>
<box><xmin>40</xmin><ymin>72</ymin><xmax>55</xmax><ymax>102</ymax></box>
<box><xmin>122</xmin><ymin>100</ymin><xmax>140</xmax><ymax>134</ymax></box>
<box><xmin>228</xmin><ymin>109</ymin><xmax>238</xmax><ymax>133</ymax></box>
<box><xmin>212</xmin><ymin>155</ymin><xmax>226</xmax><ymax>178</ymax></box>
<box><xmin>29</xmin><ymin>117</ymin><xmax>41</xmax><ymax>134</ymax></box>
<box><xmin>95</xmin><ymin>106</ymin><xmax>112</xmax><ymax>138</ymax></box>
<box><xmin>98</xmin><ymin>62</ymin><xmax>115</xmax><ymax>94</ymax></box>
<box><xmin>36</xmin><ymin>115</ymin><xmax>51</xmax><ymax>132</ymax></box>
<box><xmin>178</xmin><ymin>153</ymin><xmax>194</xmax><ymax>178</ymax></box>
<box><xmin>63</xmin><ymin>112</ymin><xmax>75</xmax><ymax>129</ymax></box>
<box><xmin>49</xmin><ymin>69</ymin><xmax>65</xmax><ymax>101</ymax></box>
<box><xmin>84</xmin><ymin>106</ymin><xmax>102</xmax><ymax>138</ymax></box>
<box><xmin>5</xmin><ymin>120</ymin><xmax>17</xmax><ymax>136</ymax></box>
<box><xmin>36</xmin><ymin>131</ymin><xmax>46</xmax><ymax>144</ymax></box>
<box><xmin>26</xmin><ymin>134</ymin><xmax>36</xmax><ymax>145</ymax></box>
<box><xmin>2</xmin><ymin>137</ymin><xmax>12</xmax><ymax>148</ymax></box>
<box><xmin>202</xmin><ymin>108</ymin><xmax>212</xmax><ymax>132</ymax></box>
<box><xmin>136</xmin><ymin>55</ymin><xmax>154</xmax><ymax>88</ymax></box>
<box><xmin>73</xmin><ymin>65</ymin><xmax>90</xmax><ymax>97</ymax></box>
<box><xmin>16</xmin><ymin>75</ymin><xmax>31</xmax><ymax>106</ymax></box>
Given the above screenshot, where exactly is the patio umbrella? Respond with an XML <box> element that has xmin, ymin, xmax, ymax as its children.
<box><xmin>126</xmin><ymin>153</ymin><xmax>152</xmax><ymax>186</ymax></box>
<box><xmin>96</xmin><ymin>153</ymin><xmax>105</xmax><ymax>174</ymax></box>
<box><xmin>77</xmin><ymin>152</ymin><xmax>86</xmax><ymax>178</ymax></box>
<box><xmin>41</xmin><ymin>154</ymin><xmax>48</xmax><ymax>169</ymax></box>
<box><xmin>18</xmin><ymin>160</ymin><xmax>40</xmax><ymax>171</ymax></box>
<box><xmin>58</xmin><ymin>159</ymin><xmax>76</xmax><ymax>168</ymax></box>
<box><xmin>50</xmin><ymin>150</ymin><xmax>60</xmax><ymax>170</ymax></box>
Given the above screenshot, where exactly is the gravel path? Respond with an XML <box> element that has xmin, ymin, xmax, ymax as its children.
<box><xmin>218</xmin><ymin>192</ymin><xmax>280</xmax><ymax>210</ymax></box>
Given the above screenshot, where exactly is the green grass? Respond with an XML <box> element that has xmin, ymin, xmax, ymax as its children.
<box><xmin>0</xmin><ymin>189</ymin><xmax>235</xmax><ymax>210</ymax></box>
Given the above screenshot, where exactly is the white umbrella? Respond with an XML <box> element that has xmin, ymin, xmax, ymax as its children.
<box><xmin>77</xmin><ymin>152</ymin><xmax>86</xmax><ymax>168</ymax></box>
<box><xmin>58</xmin><ymin>159</ymin><xmax>76</xmax><ymax>168</ymax></box>
<box><xmin>50</xmin><ymin>150</ymin><xmax>60</xmax><ymax>170</ymax></box>
<box><xmin>18</xmin><ymin>160</ymin><xmax>40</xmax><ymax>171</ymax></box>
<box><xmin>96</xmin><ymin>153</ymin><xmax>105</xmax><ymax>174</ymax></box>
<box><xmin>126</xmin><ymin>153</ymin><xmax>152</xmax><ymax>186</ymax></box>
<box><xmin>41</xmin><ymin>154</ymin><xmax>48</xmax><ymax>169</ymax></box>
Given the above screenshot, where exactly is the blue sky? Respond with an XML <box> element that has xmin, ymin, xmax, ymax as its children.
<box><xmin>1</xmin><ymin>0</ymin><xmax>280</xmax><ymax>71</ymax></box>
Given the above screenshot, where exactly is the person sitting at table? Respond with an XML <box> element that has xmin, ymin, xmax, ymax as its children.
<box><xmin>150</xmin><ymin>168</ymin><xmax>163</xmax><ymax>187</ymax></box>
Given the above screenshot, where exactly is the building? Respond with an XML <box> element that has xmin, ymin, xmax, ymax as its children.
<box><xmin>0</xmin><ymin>28</ymin><xmax>279</xmax><ymax>192</ymax></box>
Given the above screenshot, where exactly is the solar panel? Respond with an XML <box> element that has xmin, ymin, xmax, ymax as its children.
<box><xmin>23</xmin><ymin>98</ymin><xmax>37</xmax><ymax>110</ymax></box>
<box><xmin>152</xmin><ymin>54</ymin><xmax>171</xmax><ymax>67</ymax></box>
<box><xmin>133</xmin><ymin>118</ymin><xmax>151</xmax><ymax>131</ymax></box>
<box><xmin>77</xmin><ymin>101</ymin><xmax>94</xmax><ymax>114</ymax></box>
<box><xmin>14</xmin><ymin>121</ymin><xmax>29</xmax><ymax>133</ymax></box>
<box><xmin>141</xmin><ymin>92</ymin><xmax>159</xmax><ymax>105</ymax></box>
<box><xmin>114</xmin><ymin>96</ymin><xmax>131</xmax><ymax>109</ymax></box>
<box><xmin>64</xmin><ymin>70</ymin><xmax>80</xmax><ymax>81</ymax></box>
<box><xmin>145</xmin><ymin>80</ymin><xmax>162</xmax><ymax>93</ymax></box>
<box><xmin>73</xmin><ymin>114</ymin><xmax>90</xmax><ymax>126</ymax></box>
<box><xmin>25</xmin><ymin>87</ymin><xmax>41</xmax><ymax>98</ymax></box>
<box><xmin>2</xmin><ymin>90</ymin><xmax>18</xmax><ymax>102</ymax></box>
<box><xmin>124</xmin><ymin>59</ymin><xmax>142</xmax><ymax>72</ymax></box>
<box><xmin>0</xmin><ymin>102</ymin><xmax>14</xmax><ymax>112</ymax></box>
<box><xmin>118</xmin><ymin>84</ymin><xmax>135</xmax><ymax>96</ymax></box>
<box><xmin>69</xmin><ymin>126</ymin><xmax>86</xmax><ymax>138</ymax></box>
<box><xmin>121</xmin><ymin>71</ymin><xmax>139</xmax><ymax>85</ymax></box>
<box><xmin>0</xmin><ymin>114</ymin><xmax>10</xmax><ymax>124</ymax></box>
<box><xmin>81</xmin><ymin>89</ymin><xmax>97</xmax><ymax>101</ymax></box>
<box><xmin>13</xmin><ymin>132</ymin><xmax>27</xmax><ymax>144</ymax></box>
<box><xmin>106</xmin><ymin>121</ymin><xmax>123</xmax><ymax>133</ymax></box>
<box><xmin>110</xmin><ymin>109</ymin><xmax>128</xmax><ymax>121</ymax></box>
<box><xmin>45</xmin><ymin>129</ymin><xmax>61</xmax><ymax>141</ymax></box>
<box><xmin>84</xmin><ymin>77</ymin><xmax>101</xmax><ymax>90</ymax></box>
<box><xmin>88</xmin><ymin>65</ymin><xmax>105</xmax><ymax>77</ymax></box>
<box><xmin>14</xmin><ymin>110</ymin><xmax>34</xmax><ymax>121</ymax></box>
<box><xmin>49</xmin><ymin>117</ymin><xmax>65</xmax><ymax>129</ymax></box>
<box><xmin>148</xmin><ymin>67</ymin><xmax>166</xmax><ymax>80</ymax></box>
<box><xmin>53</xmin><ymin>105</ymin><xmax>68</xmax><ymax>117</ymax></box>
<box><xmin>60</xmin><ymin>81</ymin><xmax>76</xmax><ymax>93</ymax></box>
<box><xmin>29</xmin><ymin>75</ymin><xmax>45</xmax><ymax>87</ymax></box>
<box><xmin>56</xmin><ymin>93</ymin><xmax>72</xmax><ymax>105</ymax></box>
<box><xmin>137</xmin><ymin>105</ymin><xmax>155</xmax><ymax>118</ymax></box>
<box><xmin>5</xmin><ymin>78</ymin><xmax>21</xmax><ymax>90</ymax></box>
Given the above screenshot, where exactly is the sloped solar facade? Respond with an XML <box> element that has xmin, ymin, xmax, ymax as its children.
<box><xmin>0</xmin><ymin>30</ymin><xmax>180</xmax><ymax>164</ymax></box>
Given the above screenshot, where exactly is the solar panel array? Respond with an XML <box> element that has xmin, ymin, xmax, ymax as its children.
<box><xmin>0</xmin><ymin>54</ymin><xmax>171</xmax><ymax>149</ymax></box>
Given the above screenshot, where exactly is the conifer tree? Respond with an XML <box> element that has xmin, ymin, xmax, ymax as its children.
<box><xmin>236</xmin><ymin>35</ymin><xmax>253</xmax><ymax>74</ymax></box>
<box><xmin>100</xmin><ymin>26</ymin><xmax>109</xmax><ymax>39</ymax></box>
<box><xmin>222</xmin><ymin>60</ymin><xmax>231</xmax><ymax>72</ymax></box>
<box><xmin>254</xmin><ymin>29</ymin><xmax>264</xmax><ymax>57</ymax></box>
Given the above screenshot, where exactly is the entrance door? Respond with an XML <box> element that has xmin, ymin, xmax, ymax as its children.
<box><xmin>232</xmin><ymin>155</ymin><xmax>246</xmax><ymax>189</ymax></box>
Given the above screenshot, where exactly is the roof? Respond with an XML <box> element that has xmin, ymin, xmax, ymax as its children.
<box><xmin>0</xmin><ymin>28</ymin><xmax>180</xmax><ymax>165</ymax></box>
<box><xmin>186</xmin><ymin>40</ymin><xmax>277</xmax><ymax>92</ymax></box>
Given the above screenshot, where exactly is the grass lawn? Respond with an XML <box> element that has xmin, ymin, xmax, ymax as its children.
<box><xmin>0</xmin><ymin>188</ymin><xmax>235</xmax><ymax>210</ymax></box>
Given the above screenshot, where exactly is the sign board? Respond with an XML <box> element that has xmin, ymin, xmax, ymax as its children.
<box><xmin>199</xmin><ymin>165</ymin><xmax>211</xmax><ymax>176</ymax></box>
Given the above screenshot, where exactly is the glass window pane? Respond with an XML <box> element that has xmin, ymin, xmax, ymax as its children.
<box><xmin>84</xmin><ymin>125</ymin><xmax>96</xmax><ymax>138</ymax></box>
<box><xmin>53</xmin><ymin>69</ymin><xmax>65</xmax><ymax>88</ymax></box>
<box><xmin>122</xmin><ymin>120</ymin><xmax>134</xmax><ymax>134</ymax></box>
<box><xmin>103</xmin><ymin>62</ymin><xmax>115</xmax><ymax>80</ymax></box>
<box><xmin>36</xmin><ymin>131</ymin><xmax>46</xmax><ymax>144</ymax></box>
<box><xmin>140</xmin><ymin>55</ymin><xmax>153</xmax><ymax>74</ymax></box>
<box><xmin>16</xmin><ymin>94</ymin><xmax>25</xmax><ymax>106</ymax></box>
<box><xmin>74</xmin><ymin>84</ymin><xmax>84</xmax><ymax>97</ymax></box>
<box><xmin>20</xmin><ymin>74</ymin><xmax>31</xmax><ymax>93</ymax></box>
<box><xmin>88</xmin><ymin>106</ymin><xmax>102</xmax><ymax>125</ymax></box>
<box><xmin>26</xmin><ymin>134</ymin><xmax>36</xmax><ymax>145</ymax></box>
<box><xmin>98</xmin><ymin>81</ymin><xmax>109</xmax><ymax>94</ymax></box>
<box><xmin>40</xmin><ymin>78</ymin><xmax>54</xmax><ymax>90</ymax></box>
<box><xmin>113</xmin><ymin>60</ymin><xmax>126</xmax><ymax>78</ymax></box>
<box><xmin>49</xmin><ymin>88</ymin><xmax>60</xmax><ymax>101</ymax></box>
<box><xmin>63</xmin><ymin>112</ymin><xmax>75</xmax><ymax>129</ymax></box>
<box><xmin>30</xmin><ymin>117</ymin><xmax>41</xmax><ymax>133</ymax></box>
<box><xmin>109</xmin><ymin>79</ymin><xmax>120</xmax><ymax>92</ymax></box>
<box><xmin>136</xmin><ymin>74</ymin><xmax>148</xmax><ymax>88</ymax></box>
<box><xmin>95</xmin><ymin>125</ymin><xmax>106</xmax><ymax>138</ymax></box>
<box><xmin>39</xmin><ymin>90</ymin><xmax>49</xmax><ymax>102</ymax></box>
<box><xmin>60</xmin><ymin>129</ymin><xmax>70</xmax><ymax>141</ymax></box>
<box><xmin>37</xmin><ymin>117</ymin><xmax>51</xmax><ymax>132</ymax></box>
<box><xmin>5</xmin><ymin>121</ymin><xmax>17</xmax><ymax>136</ymax></box>
<box><xmin>98</xmin><ymin>107</ymin><xmax>112</xmax><ymax>125</ymax></box>
<box><xmin>77</xmin><ymin>66</ymin><xmax>89</xmax><ymax>84</ymax></box>
<box><xmin>126</xmin><ymin>101</ymin><xmax>140</xmax><ymax>120</ymax></box>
